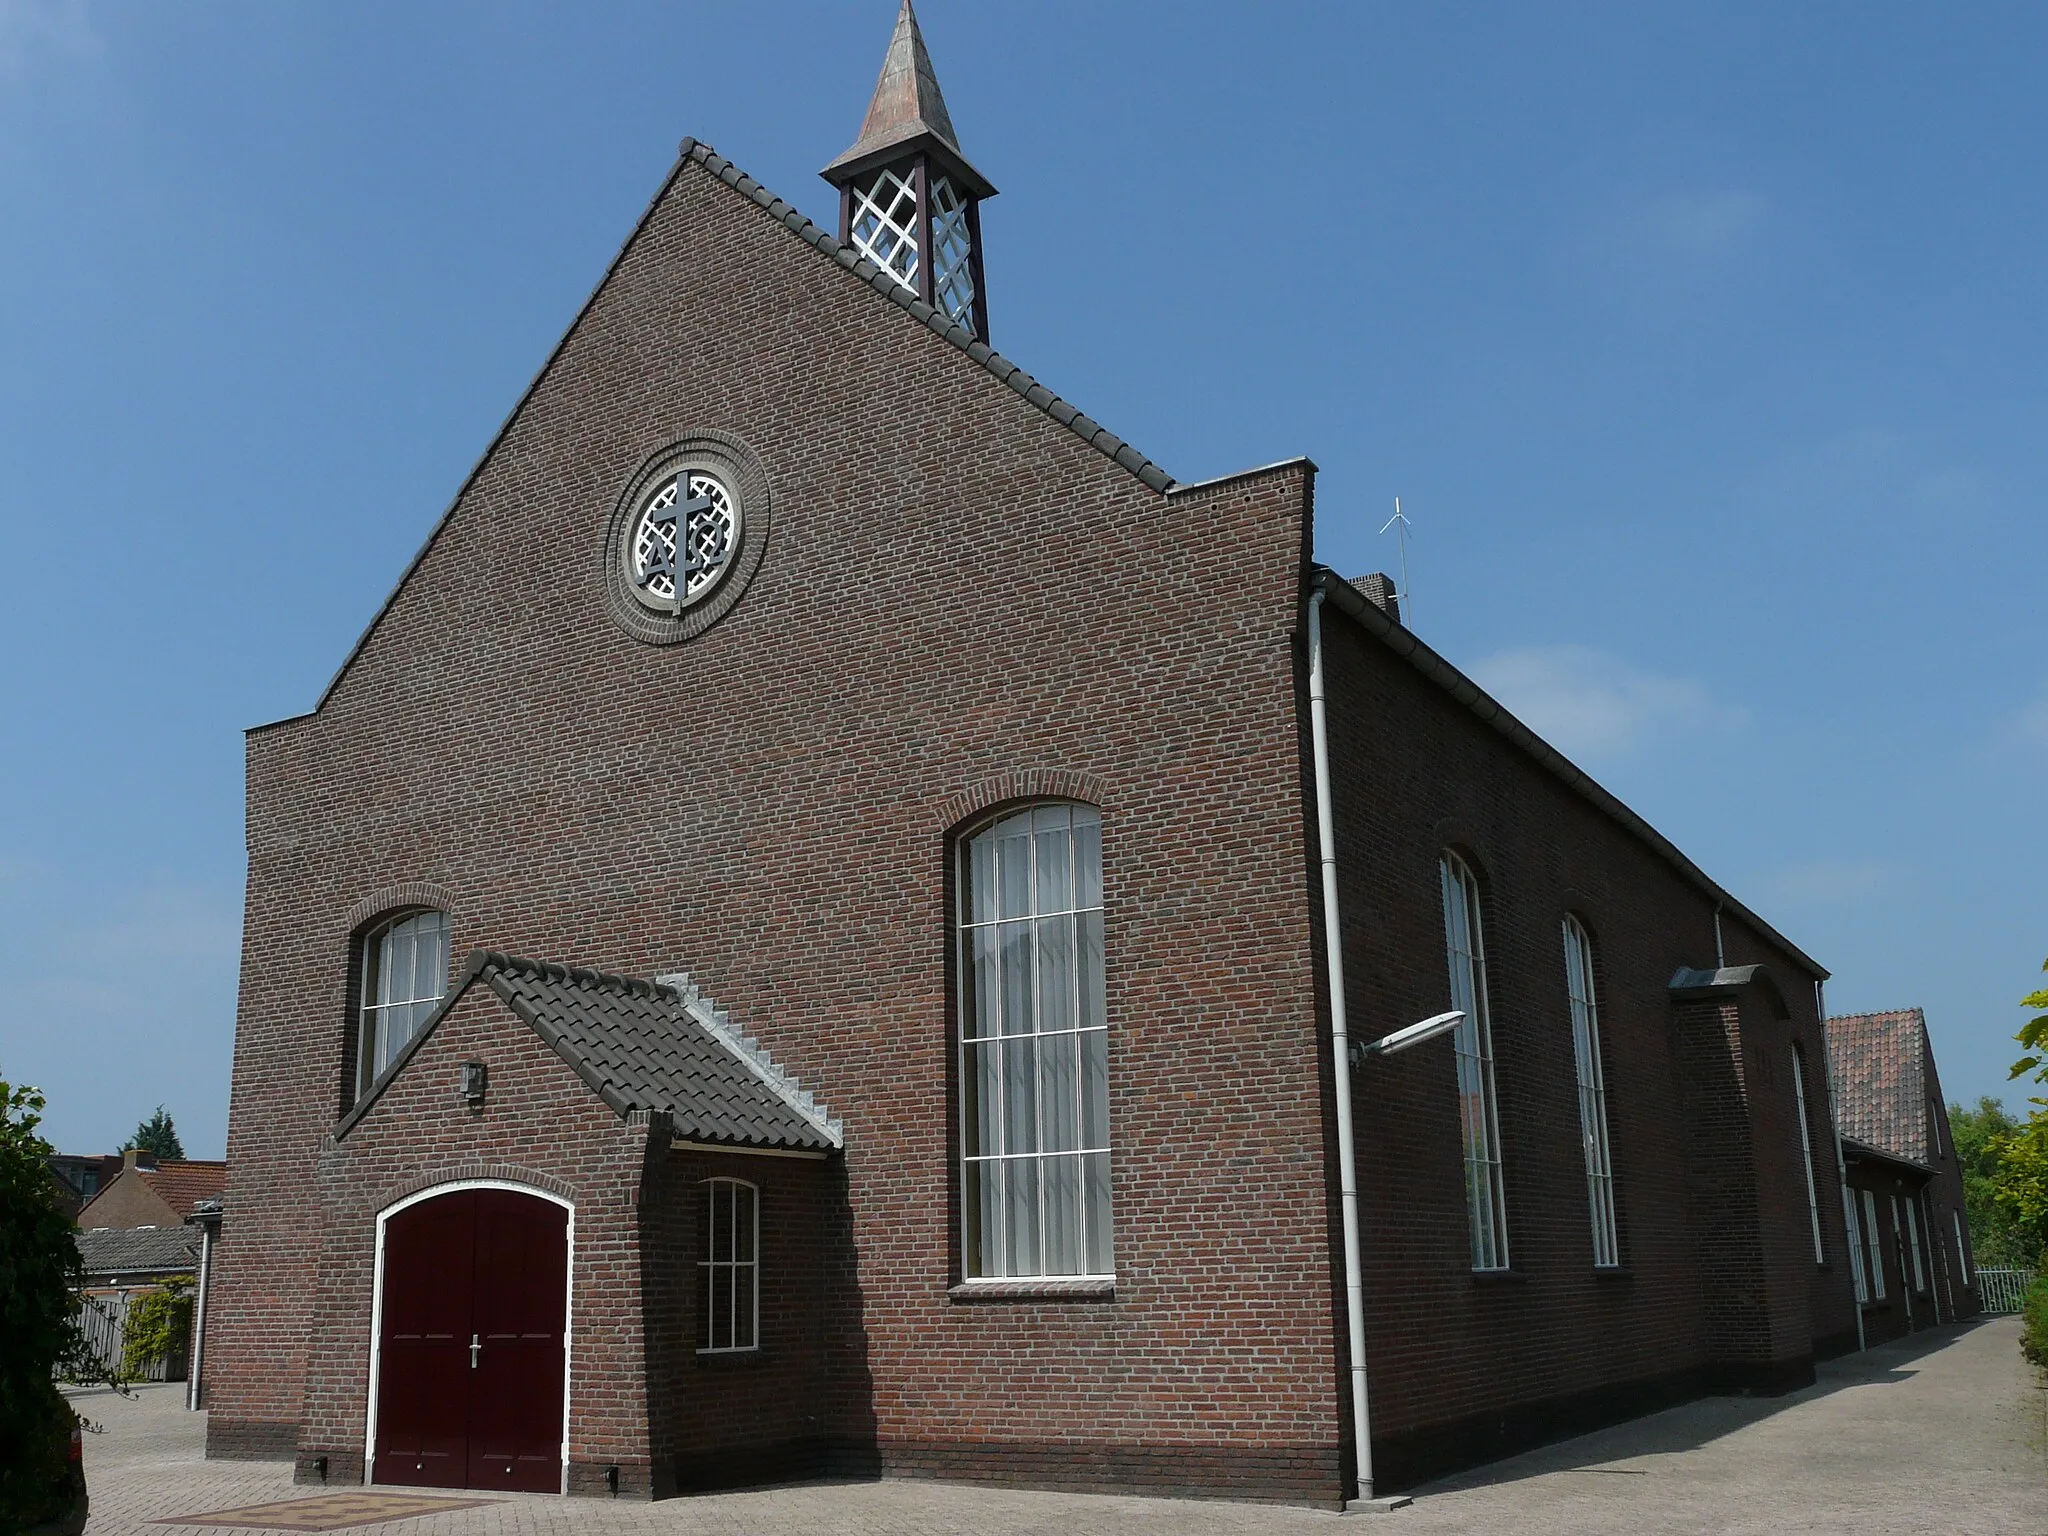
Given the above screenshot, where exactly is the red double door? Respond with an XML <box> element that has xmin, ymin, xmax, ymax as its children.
<box><xmin>374</xmin><ymin>1189</ymin><xmax>568</xmax><ymax>1493</ymax></box>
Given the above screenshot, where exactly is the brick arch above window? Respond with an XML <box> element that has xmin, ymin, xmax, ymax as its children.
<box><xmin>935</xmin><ymin>769</ymin><xmax>1110</xmax><ymax>836</ymax></box>
<box><xmin>344</xmin><ymin>881</ymin><xmax>458</xmax><ymax>936</ymax></box>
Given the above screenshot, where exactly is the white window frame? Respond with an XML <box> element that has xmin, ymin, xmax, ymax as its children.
<box><xmin>1861</xmin><ymin>1189</ymin><xmax>1888</xmax><ymax>1300</ymax></box>
<box><xmin>1441</xmin><ymin>853</ymin><xmax>1509</xmax><ymax>1272</ymax></box>
<box><xmin>698</xmin><ymin>1177</ymin><xmax>759</xmax><ymax>1353</ymax></box>
<box><xmin>356</xmin><ymin>908</ymin><xmax>452</xmax><ymax>1097</ymax></box>
<box><xmin>1893</xmin><ymin>1193</ymin><xmax>1927</xmax><ymax>1297</ymax></box>
<box><xmin>1789</xmin><ymin>1048</ymin><xmax>1825</xmax><ymax>1264</ymax></box>
<box><xmin>956</xmin><ymin>803</ymin><xmax>1112</xmax><ymax>1282</ymax></box>
<box><xmin>1843</xmin><ymin>1190</ymin><xmax>1869</xmax><ymax>1303</ymax></box>
<box><xmin>1561</xmin><ymin>916</ymin><xmax>1619</xmax><ymax>1268</ymax></box>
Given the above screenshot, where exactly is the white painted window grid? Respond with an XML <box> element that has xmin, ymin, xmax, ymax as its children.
<box><xmin>1954</xmin><ymin>1210</ymin><xmax>1972</xmax><ymax>1285</ymax></box>
<box><xmin>1861</xmin><ymin>1189</ymin><xmax>1888</xmax><ymax>1300</ymax></box>
<box><xmin>1789</xmin><ymin>1048</ymin><xmax>1825</xmax><ymax>1264</ymax></box>
<box><xmin>698</xmin><ymin>1178</ymin><xmax>758</xmax><ymax>1353</ymax></box>
<box><xmin>1843</xmin><ymin>1191</ymin><xmax>1870</xmax><ymax>1303</ymax></box>
<box><xmin>1899</xmin><ymin>1194</ymin><xmax>1927</xmax><ymax>1294</ymax></box>
<box><xmin>957</xmin><ymin>803</ymin><xmax>1112</xmax><ymax>1280</ymax></box>
<box><xmin>849</xmin><ymin>163</ymin><xmax>920</xmax><ymax>291</ymax></box>
<box><xmin>928</xmin><ymin>175</ymin><xmax>977</xmax><ymax>333</ymax></box>
<box><xmin>1560</xmin><ymin>916</ymin><xmax>1619</xmax><ymax>1268</ymax></box>
<box><xmin>358</xmin><ymin>909</ymin><xmax>452</xmax><ymax>1095</ymax></box>
<box><xmin>1441</xmin><ymin>853</ymin><xmax>1509</xmax><ymax>1272</ymax></box>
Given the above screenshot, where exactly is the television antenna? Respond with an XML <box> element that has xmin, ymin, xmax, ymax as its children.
<box><xmin>1378</xmin><ymin>498</ymin><xmax>1413</xmax><ymax>621</ymax></box>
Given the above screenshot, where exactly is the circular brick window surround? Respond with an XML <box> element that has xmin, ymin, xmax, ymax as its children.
<box><xmin>602</xmin><ymin>429</ymin><xmax>771</xmax><ymax>645</ymax></box>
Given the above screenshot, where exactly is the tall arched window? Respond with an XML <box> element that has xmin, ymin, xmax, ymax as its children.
<box><xmin>356</xmin><ymin>909</ymin><xmax>452</xmax><ymax>1096</ymax></box>
<box><xmin>1561</xmin><ymin>915</ymin><xmax>1619</xmax><ymax>1268</ymax></box>
<box><xmin>957</xmin><ymin>803</ymin><xmax>1110</xmax><ymax>1280</ymax></box>
<box><xmin>1441</xmin><ymin>853</ymin><xmax>1509</xmax><ymax>1271</ymax></box>
<box><xmin>1790</xmin><ymin>1046</ymin><xmax>1826</xmax><ymax>1263</ymax></box>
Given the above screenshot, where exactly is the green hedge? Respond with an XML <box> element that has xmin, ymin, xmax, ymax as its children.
<box><xmin>2022</xmin><ymin>1272</ymin><xmax>2048</xmax><ymax>1367</ymax></box>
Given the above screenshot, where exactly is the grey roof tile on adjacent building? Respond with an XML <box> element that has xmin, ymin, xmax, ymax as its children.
<box><xmin>478</xmin><ymin>953</ymin><xmax>842</xmax><ymax>1152</ymax></box>
<box><xmin>76</xmin><ymin>1224</ymin><xmax>200</xmax><ymax>1278</ymax></box>
<box><xmin>1827</xmin><ymin>1008</ymin><xmax>1933</xmax><ymax>1168</ymax></box>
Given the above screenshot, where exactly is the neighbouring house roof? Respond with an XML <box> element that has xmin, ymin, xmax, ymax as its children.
<box><xmin>140</xmin><ymin>1161</ymin><xmax>228</xmax><ymax>1217</ymax></box>
<box><xmin>341</xmin><ymin>950</ymin><xmax>842</xmax><ymax>1154</ymax></box>
<box><xmin>1827</xmin><ymin>1008</ymin><xmax>1934</xmax><ymax>1169</ymax></box>
<box><xmin>74</xmin><ymin>1160</ymin><xmax>228</xmax><ymax>1230</ymax></box>
<box><xmin>75</xmin><ymin>1224</ymin><xmax>200</xmax><ymax>1278</ymax></box>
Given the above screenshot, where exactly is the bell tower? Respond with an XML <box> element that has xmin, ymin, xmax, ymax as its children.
<box><xmin>822</xmin><ymin>1</ymin><xmax>995</xmax><ymax>341</ymax></box>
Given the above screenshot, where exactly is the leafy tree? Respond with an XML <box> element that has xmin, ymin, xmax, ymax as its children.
<box><xmin>122</xmin><ymin>1278</ymin><xmax>193</xmax><ymax>1380</ymax></box>
<box><xmin>0</xmin><ymin>1078</ymin><xmax>125</xmax><ymax>1528</ymax></box>
<box><xmin>1993</xmin><ymin>957</ymin><xmax>2048</xmax><ymax>1269</ymax></box>
<box><xmin>126</xmin><ymin>1106</ymin><xmax>185</xmax><ymax>1162</ymax></box>
<box><xmin>1948</xmin><ymin>1098</ymin><xmax>2035</xmax><ymax>1269</ymax></box>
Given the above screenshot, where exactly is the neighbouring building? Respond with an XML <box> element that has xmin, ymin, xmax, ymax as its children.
<box><xmin>200</xmin><ymin>2</ymin><xmax>1858</xmax><ymax>1509</ymax></box>
<box><xmin>1826</xmin><ymin>1008</ymin><xmax>1979</xmax><ymax>1343</ymax></box>
<box><xmin>74</xmin><ymin>1149</ymin><xmax>227</xmax><ymax>1232</ymax></box>
<box><xmin>49</xmin><ymin>1152</ymin><xmax>124</xmax><ymax>1219</ymax></box>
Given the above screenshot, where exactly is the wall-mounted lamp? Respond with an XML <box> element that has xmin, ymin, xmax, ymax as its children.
<box><xmin>459</xmin><ymin>1061</ymin><xmax>488</xmax><ymax>1109</ymax></box>
<box><xmin>1349</xmin><ymin>1010</ymin><xmax>1465</xmax><ymax>1069</ymax></box>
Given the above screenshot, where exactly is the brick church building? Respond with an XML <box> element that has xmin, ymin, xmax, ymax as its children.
<box><xmin>203</xmin><ymin>4</ymin><xmax>1860</xmax><ymax>1509</ymax></box>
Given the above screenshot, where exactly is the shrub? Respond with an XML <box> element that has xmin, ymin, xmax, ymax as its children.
<box><xmin>2022</xmin><ymin>1272</ymin><xmax>2048</xmax><ymax>1368</ymax></box>
<box><xmin>121</xmin><ymin>1280</ymin><xmax>194</xmax><ymax>1381</ymax></box>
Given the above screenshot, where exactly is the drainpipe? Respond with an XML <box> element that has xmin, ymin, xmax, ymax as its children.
<box><xmin>1814</xmin><ymin>981</ymin><xmax>1865</xmax><ymax>1353</ymax></box>
<box><xmin>186</xmin><ymin>1199</ymin><xmax>221</xmax><ymax>1410</ymax></box>
<box><xmin>1307</xmin><ymin>589</ymin><xmax>1377</xmax><ymax>1505</ymax></box>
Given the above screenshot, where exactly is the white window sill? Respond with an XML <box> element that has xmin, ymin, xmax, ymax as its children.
<box><xmin>948</xmin><ymin>1276</ymin><xmax>1115</xmax><ymax>1301</ymax></box>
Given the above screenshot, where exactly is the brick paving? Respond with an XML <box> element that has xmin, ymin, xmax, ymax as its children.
<box><xmin>77</xmin><ymin>1319</ymin><xmax>2045</xmax><ymax>1535</ymax></box>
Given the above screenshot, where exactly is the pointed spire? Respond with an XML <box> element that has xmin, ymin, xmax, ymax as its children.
<box><xmin>824</xmin><ymin>1</ymin><xmax>993</xmax><ymax>197</ymax></box>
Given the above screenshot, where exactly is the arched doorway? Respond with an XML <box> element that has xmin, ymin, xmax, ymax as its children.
<box><xmin>371</xmin><ymin>1186</ymin><xmax>569</xmax><ymax>1493</ymax></box>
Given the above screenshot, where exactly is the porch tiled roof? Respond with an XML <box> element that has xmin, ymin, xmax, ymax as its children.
<box><xmin>478</xmin><ymin>953</ymin><xmax>842</xmax><ymax>1153</ymax></box>
<box><xmin>1826</xmin><ymin>1008</ymin><xmax>1931</xmax><ymax>1167</ymax></box>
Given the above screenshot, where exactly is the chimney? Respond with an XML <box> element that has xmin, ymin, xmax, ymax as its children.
<box><xmin>1350</xmin><ymin>572</ymin><xmax>1402</xmax><ymax>626</ymax></box>
<box><xmin>123</xmin><ymin>1147</ymin><xmax>157</xmax><ymax>1173</ymax></box>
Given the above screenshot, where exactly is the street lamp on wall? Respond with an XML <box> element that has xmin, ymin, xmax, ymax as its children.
<box><xmin>1348</xmin><ymin>1010</ymin><xmax>1464</xmax><ymax>1069</ymax></box>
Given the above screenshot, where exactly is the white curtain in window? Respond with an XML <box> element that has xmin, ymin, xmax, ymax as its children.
<box><xmin>1790</xmin><ymin>1049</ymin><xmax>1825</xmax><ymax>1263</ymax></box>
<box><xmin>1843</xmin><ymin>1191</ymin><xmax>1869</xmax><ymax>1303</ymax></box>
<box><xmin>959</xmin><ymin>804</ymin><xmax>1110</xmax><ymax>1279</ymax></box>
<box><xmin>1861</xmin><ymin>1189</ymin><xmax>1888</xmax><ymax>1299</ymax></box>
<box><xmin>359</xmin><ymin>909</ymin><xmax>452</xmax><ymax>1091</ymax></box>
<box><xmin>1561</xmin><ymin>917</ymin><xmax>1618</xmax><ymax>1268</ymax></box>
<box><xmin>1442</xmin><ymin>854</ymin><xmax>1509</xmax><ymax>1271</ymax></box>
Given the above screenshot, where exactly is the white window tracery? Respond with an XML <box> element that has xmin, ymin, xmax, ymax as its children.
<box><xmin>1442</xmin><ymin>854</ymin><xmax>1509</xmax><ymax>1271</ymax></box>
<box><xmin>958</xmin><ymin>803</ymin><xmax>1110</xmax><ymax>1280</ymax></box>
<box><xmin>630</xmin><ymin>471</ymin><xmax>738</xmax><ymax>610</ymax></box>
<box><xmin>928</xmin><ymin>175</ymin><xmax>977</xmax><ymax>333</ymax></box>
<box><xmin>849</xmin><ymin>164</ymin><xmax>920</xmax><ymax>292</ymax></box>
<box><xmin>1562</xmin><ymin>916</ymin><xmax>1619</xmax><ymax>1268</ymax></box>
<box><xmin>357</xmin><ymin>909</ymin><xmax>451</xmax><ymax>1094</ymax></box>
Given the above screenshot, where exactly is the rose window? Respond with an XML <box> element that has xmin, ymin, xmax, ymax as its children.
<box><xmin>630</xmin><ymin>471</ymin><xmax>739</xmax><ymax>610</ymax></box>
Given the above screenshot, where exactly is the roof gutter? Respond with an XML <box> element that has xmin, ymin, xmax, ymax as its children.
<box><xmin>1310</xmin><ymin>568</ymin><xmax>1826</xmax><ymax>980</ymax></box>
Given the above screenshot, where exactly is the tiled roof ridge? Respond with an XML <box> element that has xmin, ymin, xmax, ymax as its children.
<box><xmin>475</xmin><ymin>949</ymin><xmax>673</xmax><ymax>1001</ymax></box>
<box><xmin>656</xmin><ymin>971</ymin><xmax>844</xmax><ymax>1147</ymax></box>
<box><xmin>676</xmin><ymin>137</ymin><xmax>1175</xmax><ymax>495</ymax></box>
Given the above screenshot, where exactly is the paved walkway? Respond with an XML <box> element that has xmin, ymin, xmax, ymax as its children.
<box><xmin>75</xmin><ymin>1319</ymin><xmax>2045</xmax><ymax>1535</ymax></box>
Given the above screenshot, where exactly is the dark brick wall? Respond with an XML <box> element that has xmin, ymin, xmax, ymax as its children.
<box><xmin>211</xmin><ymin>145</ymin><xmax>1340</xmax><ymax>1500</ymax></box>
<box><xmin>1310</xmin><ymin>602</ymin><xmax>1857</xmax><ymax>1478</ymax></box>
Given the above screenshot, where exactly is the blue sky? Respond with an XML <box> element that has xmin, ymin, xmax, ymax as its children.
<box><xmin>2</xmin><ymin>2</ymin><xmax>2042</xmax><ymax>1158</ymax></box>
